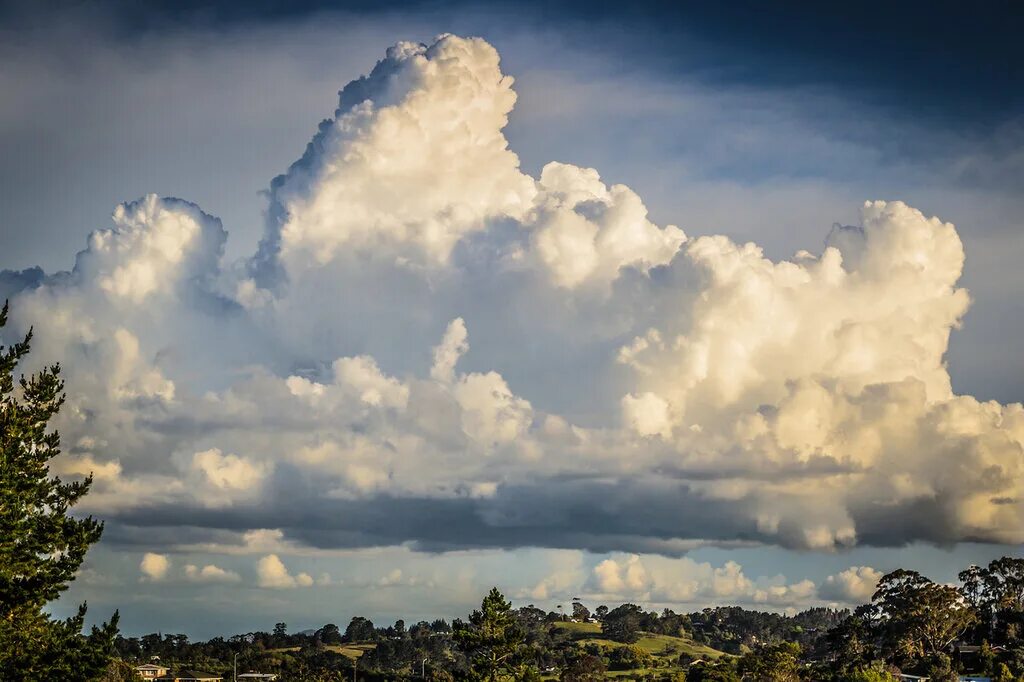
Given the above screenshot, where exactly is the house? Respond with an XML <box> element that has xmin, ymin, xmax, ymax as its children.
<box><xmin>135</xmin><ymin>663</ymin><xmax>169</xmax><ymax>679</ymax></box>
<box><xmin>154</xmin><ymin>671</ymin><xmax>222</xmax><ymax>682</ymax></box>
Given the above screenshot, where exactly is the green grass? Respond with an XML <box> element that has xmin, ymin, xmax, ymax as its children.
<box><xmin>542</xmin><ymin>621</ymin><xmax>727</xmax><ymax>679</ymax></box>
<box><xmin>266</xmin><ymin>642</ymin><xmax>376</xmax><ymax>659</ymax></box>
<box><xmin>326</xmin><ymin>643</ymin><xmax>376</xmax><ymax>658</ymax></box>
<box><xmin>552</xmin><ymin>621</ymin><xmax>724</xmax><ymax>661</ymax></box>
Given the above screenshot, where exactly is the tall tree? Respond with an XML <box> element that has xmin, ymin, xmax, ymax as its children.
<box><xmin>602</xmin><ymin>604</ymin><xmax>643</xmax><ymax>644</ymax></box>
<box><xmin>343</xmin><ymin>616</ymin><xmax>376</xmax><ymax>642</ymax></box>
<box><xmin>871</xmin><ymin>569</ymin><xmax>975</xmax><ymax>665</ymax></box>
<box><xmin>454</xmin><ymin>587</ymin><xmax>530</xmax><ymax>681</ymax></box>
<box><xmin>0</xmin><ymin>302</ymin><xmax>119</xmax><ymax>680</ymax></box>
<box><xmin>968</xmin><ymin>557</ymin><xmax>1024</xmax><ymax>641</ymax></box>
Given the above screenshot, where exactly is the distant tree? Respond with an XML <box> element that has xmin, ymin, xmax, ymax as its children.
<box><xmin>602</xmin><ymin>604</ymin><xmax>643</xmax><ymax>644</ymax></box>
<box><xmin>841</xmin><ymin>663</ymin><xmax>899</xmax><ymax>682</ymax></box>
<box><xmin>516</xmin><ymin>605</ymin><xmax>548</xmax><ymax>630</ymax></box>
<box><xmin>607</xmin><ymin>644</ymin><xmax>654</xmax><ymax>671</ymax></box>
<box><xmin>993</xmin><ymin>662</ymin><xmax>1015</xmax><ymax>682</ymax></box>
<box><xmin>738</xmin><ymin>642</ymin><xmax>803</xmax><ymax>681</ymax></box>
<box><xmin>560</xmin><ymin>653</ymin><xmax>605</xmax><ymax>681</ymax></box>
<box><xmin>571</xmin><ymin>601</ymin><xmax>590</xmax><ymax>622</ymax></box>
<box><xmin>687</xmin><ymin>660</ymin><xmax>741</xmax><ymax>682</ymax></box>
<box><xmin>657</xmin><ymin>608</ymin><xmax>689</xmax><ymax>637</ymax></box>
<box><xmin>97</xmin><ymin>659</ymin><xmax>138</xmax><ymax>682</ymax></box>
<box><xmin>960</xmin><ymin>557</ymin><xmax>1024</xmax><ymax>642</ymax></box>
<box><xmin>315</xmin><ymin>623</ymin><xmax>343</xmax><ymax>645</ymax></box>
<box><xmin>594</xmin><ymin>605</ymin><xmax>608</xmax><ymax>621</ymax></box>
<box><xmin>0</xmin><ymin>303</ymin><xmax>119</xmax><ymax>680</ymax></box>
<box><xmin>274</xmin><ymin>622</ymin><xmax>288</xmax><ymax>637</ymax></box>
<box><xmin>343</xmin><ymin>616</ymin><xmax>376</xmax><ymax>643</ymax></box>
<box><xmin>454</xmin><ymin>587</ymin><xmax>530</xmax><ymax>681</ymax></box>
<box><xmin>922</xmin><ymin>653</ymin><xmax>958</xmax><ymax>682</ymax></box>
<box><xmin>822</xmin><ymin>606</ymin><xmax>876</xmax><ymax>673</ymax></box>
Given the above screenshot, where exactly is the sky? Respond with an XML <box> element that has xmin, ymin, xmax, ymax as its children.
<box><xmin>1</xmin><ymin>0</ymin><xmax>1023</xmax><ymax>638</ymax></box>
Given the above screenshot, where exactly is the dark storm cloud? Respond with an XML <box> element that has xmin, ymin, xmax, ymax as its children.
<box><xmin>96</xmin><ymin>474</ymin><xmax>769</xmax><ymax>556</ymax></box>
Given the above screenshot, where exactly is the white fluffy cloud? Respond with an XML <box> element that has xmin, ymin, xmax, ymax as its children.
<box><xmin>184</xmin><ymin>563</ymin><xmax>241</xmax><ymax>584</ymax></box>
<box><xmin>4</xmin><ymin>33</ymin><xmax>1022</xmax><ymax>569</ymax></box>
<box><xmin>262</xmin><ymin>36</ymin><xmax>535</xmax><ymax>273</ymax></box>
<box><xmin>532</xmin><ymin>548</ymin><xmax>827</xmax><ymax>606</ymax></box>
<box><xmin>821</xmin><ymin>566</ymin><xmax>883</xmax><ymax>603</ymax></box>
<box><xmin>256</xmin><ymin>554</ymin><xmax>314</xmax><ymax>589</ymax></box>
<box><xmin>140</xmin><ymin>553</ymin><xmax>170</xmax><ymax>582</ymax></box>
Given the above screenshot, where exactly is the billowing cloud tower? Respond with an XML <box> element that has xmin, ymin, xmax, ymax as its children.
<box><xmin>3</xmin><ymin>35</ymin><xmax>1021</xmax><ymax>574</ymax></box>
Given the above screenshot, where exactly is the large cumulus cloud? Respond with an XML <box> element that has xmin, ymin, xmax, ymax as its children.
<box><xmin>3</xmin><ymin>34</ymin><xmax>1022</xmax><ymax>563</ymax></box>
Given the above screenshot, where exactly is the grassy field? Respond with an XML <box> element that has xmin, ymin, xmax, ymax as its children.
<box><xmin>551</xmin><ymin>621</ymin><xmax>725</xmax><ymax>678</ymax></box>
<box><xmin>267</xmin><ymin>643</ymin><xmax>376</xmax><ymax>659</ymax></box>
<box><xmin>271</xmin><ymin>624</ymin><xmax>722</xmax><ymax>678</ymax></box>
<box><xmin>327</xmin><ymin>643</ymin><xmax>376</xmax><ymax>658</ymax></box>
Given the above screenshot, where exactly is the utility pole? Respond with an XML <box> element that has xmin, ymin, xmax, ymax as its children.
<box><xmin>421</xmin><ymin>658</ymin><xmax>426</xmax><ymax>679</ymax></box>
<box><xmin>233</xmin><ymin>652</ymin><xmax>238</xmax><ymax>682</ymax></box>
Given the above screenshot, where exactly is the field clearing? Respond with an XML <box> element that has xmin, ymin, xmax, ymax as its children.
<box><xmin>327</xmin><ymin>643</ymin><xmax>376</xmax><ymax>658</ymax></box>
<box><xmin>553</xmin><ymin>621</ymin><xmax>724</xmax><ymax>661</ymax></box>
<box><xmin>267</xmin><ymin>642</ymin><xmax>376</xmax><ymax>659</ymax></box>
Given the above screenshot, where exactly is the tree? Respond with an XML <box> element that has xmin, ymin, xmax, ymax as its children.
<box><xmin>594</xmin><ymin>605</ymin><xmax>608</xmax><ymax>621</ymax></box>
<box><xmin>871</xmin><ymin>569</ymin><xmax>976</xmax><ymax>665</ymax></box>
<box><xmin>571</xmin><ymin>600</ymin><xmax>590</xmax><ymax>622</ymax></box>
<box><xmin>315</xmin><ymin>623</ymin><xmax>343</xmax><ymax>645</ymax></box>
<box><xmin>960</xmin><ymin>557</ymin><xmax>1024</xmax><ymax>642</ymax></box>
<box><xmin>274</xmin><ymin>622</ymin><xmax>288</xmax><ymax>637</ymax></box>
<box><xmin>842</xmin><ymin>664</ymin><xmax>899</xmax><ymax>682</ymax></box>
<box><xmin>602</xmin><ymin>604</ymin><xmax>643</xmax><ymax>644</ymax></box>
<box><xmin>738</xmin><ymin>642</ymin><xmax>803</xmax><ymax>681</ymax></box>
<box><xmin>687</xmin><ymin>660</ymin><xmax>741</xmax><ymax>682</ymax></box>
<box><xmin>560</xmin><ymin>653</ymin><xmax>605</xmax><ymax>681</ymax></box>
<box><xmin>607</xmin><ymin>644</ymin><xmax>654</xmax><ymax>671</ymax></box>
<box><xmin>993</xmin><ymin>662</ymin><xmax>1015</xmax><ymax>682</ymax></box>
<box><xmin>454</xmin><ymin>587</ymin><xmax>530</xmax><ymax>681</ymax></box>
<box><xmin>0</xmin><ymin>302</ymin><xmax>119</xmax><ymax>680</ymax></box>
<box><xmin>343</xmin><ymin>616</ymin><xmax>376</xmax><ymax>642</ymax></box>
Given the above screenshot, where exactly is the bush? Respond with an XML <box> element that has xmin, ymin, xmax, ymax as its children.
<box><xmin>608</xmin><ymin>645</ymin><xmax>655</xmax><ymax>670</ymax></box>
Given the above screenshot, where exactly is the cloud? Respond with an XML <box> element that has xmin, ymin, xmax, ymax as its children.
<box><xmin>2</xmin><ymin>33</ymin><xmax>1021</xmax><ymax>566</ymax></box>
<box><xmin>184</xmin><ymin>563</ymin><xmax>241</xmax><ymax>584</ymax></box>
<box><xmin>256</xmin><ymin>554</ymin><xmax>314</xmax><ymax>589</ymax></box>
<box><xmin>584</xmin><ymin>554</ymin><xmax>821</xmax><ymax>608</ymax></box>
<box><xmin>820</xmin><ymin>566</ymin><xmax>883</xmax><ymax>604</ymax></box>
<box><xmin>189</xmin><ymin>448</ymin><xmax>269</xmax><ymax>499</ymax></box>
<box><xmin>140</xmin><ymin>553</ymin><xmax>170</xmax><ymax>582</ymax></box>
<box><xmin>253</xmin><ymin>36</ymin><xmax>536</xmax><ymax>282</ymax></box>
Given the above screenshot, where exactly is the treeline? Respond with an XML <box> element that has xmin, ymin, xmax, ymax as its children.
<box><xmin>107</xmin><ymin>557</ymin><xmax>1024</xmax><ymax>681</ymax></box>
<box><xmin>687</xmin><ymin>557</ymin><xmax>1024</xmax><ymax>682</ymax></box>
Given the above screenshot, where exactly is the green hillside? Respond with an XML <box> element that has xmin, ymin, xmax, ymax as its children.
<box><xmin>552</xmin><ymin>621</ymin><xmax>726</xmax><ymax>677</ymax></box>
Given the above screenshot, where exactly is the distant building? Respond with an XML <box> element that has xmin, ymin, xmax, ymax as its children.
<box><xmin>237</xmin><ymin>675</ymin><xmax>279</xmax><ymax>681</ymax></box>
<box><xmin>154</xmin><ymin>671</ymin><xmax>222</xmax><ymax>682</ymax></box>
<box><xmin>135</xmin><ymin>663</ymin><xmax>169</xmax><ymax>679</ymax></box>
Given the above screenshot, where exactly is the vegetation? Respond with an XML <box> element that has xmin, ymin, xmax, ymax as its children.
<box><xmin>0</xmin><ymin>303</ymin><xmax>119</xmax><ymax>681</ymax></box>
<box><xmin>111</xmin><ymin>556</ymin><xmax>1024</xmax><ymax>680</ymax></box>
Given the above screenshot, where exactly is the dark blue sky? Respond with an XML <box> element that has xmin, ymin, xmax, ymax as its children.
<box><xmin>8</xmin><ymin>0</ymin><xmax>1022</xmax><ymax>124</ymax></box>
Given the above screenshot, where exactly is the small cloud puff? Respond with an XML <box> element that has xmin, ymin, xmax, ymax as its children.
<box><xmin>257</xmin><ymin>554</ymin><xmax>314</xmax><ymax>589</ymax></box>
<box><xmin>140</xmin><ymin>553</ymin><xmax>170</xmax><ymax>582</ymax></box>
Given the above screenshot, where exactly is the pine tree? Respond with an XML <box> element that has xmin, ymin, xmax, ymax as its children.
<box><xmin>454</xmin><ymin>587</ymin><xmax>530</xmax><ymax>681</ymax></box>
<box><xmin>0</xmin><ymin>301</ymin><xmax>119</xmax><ymax>680</ymax></box>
